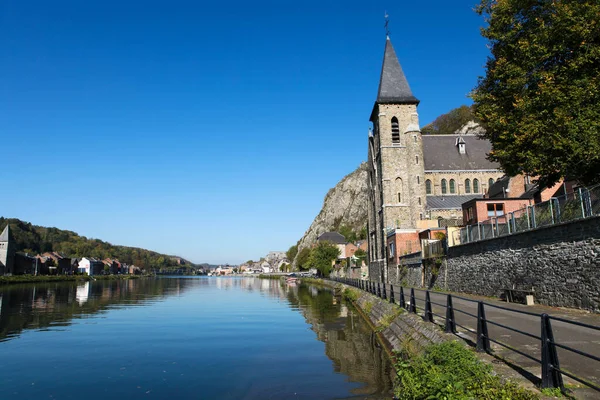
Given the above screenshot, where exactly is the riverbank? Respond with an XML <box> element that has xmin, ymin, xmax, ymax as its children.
<box><xmin>0</xmin><ymin>274</ymin><xmax>145</xmax><ymax>285</ymax></box>
<box><xmin>316</xmin><ymin>279</ymin><xmax>543</xmax><ymax>399</ymax></box>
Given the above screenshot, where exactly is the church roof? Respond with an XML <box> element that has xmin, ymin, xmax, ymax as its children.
<box><xmin>427</xmin><ymin>195</ymin><xmax>483</xmax><ymax>210</ymax></box>
<box><xmin>0</xmin><ymin>225</ymin><xmax>11</xmax><ymax>242</ymax></box>
<box><xmin>375</xmin><ymin>38</ymin><xmax>419</xmax><ymax>105</ymax></box>
<box><xmin>317</xmin><ymin>232</ymin><xmax>347</xmax><ymax>244</ymax></box>
<box><xmin>422</xmin><ymin>134</ymin><xmax>500</xmax><ymax>171</ymax></box>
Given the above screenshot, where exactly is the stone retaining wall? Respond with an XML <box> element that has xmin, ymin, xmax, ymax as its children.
<box><xmin>443</xmin><ymin>215</ymin><xmax>600</xmax><ymax>311</ymax></box>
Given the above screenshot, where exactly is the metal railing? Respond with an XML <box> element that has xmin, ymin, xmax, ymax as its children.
<box><xmin>456</xmin><ymin>184</ymin><xmax>600</xmax><ymax>245</ymax></box>
<box><xmin>332</xmin><ymin>277</ymin><xmax>600</xmax><ymax>392</ymax></box>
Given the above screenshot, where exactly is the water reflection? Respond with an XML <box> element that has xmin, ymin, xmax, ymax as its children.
<box><xmin>0</xmin><ymin>277</ymin><xmax>197</xmax><ymax>342</ymax></box>
<box><xmin>0</xmin><ymin>277</ymin><xmax>394</xmax><ymax>399</ymax></box>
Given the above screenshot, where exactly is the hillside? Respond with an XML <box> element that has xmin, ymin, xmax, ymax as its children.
<box><xmin>0</xmin><ymin>217</ymin><xmax>193</xmax><ymax>270</ymax></box>
<box><xmin>293</xmin><ymin>163</ymin><xmax>369</xmax><ymax>265</ymax></box>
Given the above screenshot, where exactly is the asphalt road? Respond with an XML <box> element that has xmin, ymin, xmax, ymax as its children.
<box><xmin>388</xmin><ymin>286</ymin><xmax>600</xmax><ymax>395</ymax></box>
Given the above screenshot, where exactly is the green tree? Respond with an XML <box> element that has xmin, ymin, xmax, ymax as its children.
<box><xmin>354</xmin><ymin>248</ymin><xmax>367</xmax><ymax>261</ymax></box>
<box><xmin>421</xmin><ymin>105</ymin><xmax>480</xmax><ymax>135</ymax></box>
<box><xmin>338</xmin><ymin>225</ymin><xmax>357</xmax><ymax>243</ymax></box>
<box><xmin>471</xmin><ymin>0</ymin><xmax>600</xmax><ymax>187</ymax></box>
<box><xmin>358</xmin><ymin>226</ymin><xmax>367</xmax><ymax>241</ymax></box>
<box><xmin>286</xmin><ymin>245</ymin><xmax>298</xmax><ymax>262</ymax></box>
<box><xmin>305</xmin><ymin>241</ymin><xmax>340</xmax><ymax>277</ymax></box>
<box><xmin>296</xmin><ymin>247</ymin><xmax>312</xmax><ymax>271</ymax></box>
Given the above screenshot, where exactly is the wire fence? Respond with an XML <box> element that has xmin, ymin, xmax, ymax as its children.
<box><xmin>456</xmin><ymin>184</ymin><xmax>600</xmax><ymax>245</ymax></box>
<box><xmin>332</xmin><ymin>277</ymin><xmax>600</xmax><ymax>393</ymax></box>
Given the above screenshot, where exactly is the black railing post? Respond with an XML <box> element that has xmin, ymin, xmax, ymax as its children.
<box><xmin>382</xmin><ymin>283</ymin><xmax>387</xmax><ymax>300</ymax></box>
<box><xmin>445</xmin><ymin>294</ymin><xmax>457</xmax><ymax>333</ymax></box>
<box><xmin>410</xmin><ymin>288</ymin><xmax>417</xmax><ymax>314</ymax></box>
<box><xmin>389</xmin><ymin>284</ymin><xmax>395</xmax><ymax>304</ymax></box>
<box><xmin>377</xmin><ymin>283</ymin><xmax>381</xmax><ymax>298</ymax></box>
<box><xmin>399</xmin><ymin>287</ymin><xmax>406</xmax><ymax>309</ymax></box>
<box><xmin>476</xmin><ymin>301</ymin><xmax>490</xmax><ymax>352</ymax></box>
<box><xmin>424</xmin><ymin>291</ymin><xmax>433</xmax><ymax>322</ymax></box>
<box><xmin>541</xmin><ymin>314</ymin><xmax>564</xmax><ymax>389</ymax></box>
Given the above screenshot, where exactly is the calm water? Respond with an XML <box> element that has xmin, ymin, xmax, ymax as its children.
<box><xmin>0</xmin><ymin>277</ymin><xmax>393</xmax><ymax>399</ymax></box>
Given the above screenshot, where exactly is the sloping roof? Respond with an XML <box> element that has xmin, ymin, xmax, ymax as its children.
<box><xmin>317</xmin><ymin>232</ymin><xmax>347</xmax><ymax>244</ymax></box>
<box><xmin>422</xmin><ymin>135</ymin><xmax>500</xmax><ymax>171</ymax></box>
<box><xmin>426</xmin><ymin>195</ymin><xmax>483</xmax><ymax>210</ymax></box>
<box><xmin>0</xmin><ymin>225</ymin><xmax>11</xmax><ymax>242</ymax></box>
<box><xmin>487</xmin><ymin>176</ymin><xmax>511</xmax><ymax>198</ymax></box>
<box><xmin>375</xmin><ymin>38</ymin><xmax>419</xmax><ymax>104</ymax></box>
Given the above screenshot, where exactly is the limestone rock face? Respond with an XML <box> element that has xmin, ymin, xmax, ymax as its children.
<box><xmin>294</xmin><ymin>163</ymin><xmax>369</xmax><ymax>265</ymax></box>
<box><xmin>454</xmin><ymin>120</ymin><xmax>485</xmax><ymax>136</ymax></box>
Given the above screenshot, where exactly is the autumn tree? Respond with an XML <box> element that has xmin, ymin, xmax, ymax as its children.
<box><xmin>471</xmin><ymin>0</ymin><xmax>600</xmax><ymax>186</ymax></box>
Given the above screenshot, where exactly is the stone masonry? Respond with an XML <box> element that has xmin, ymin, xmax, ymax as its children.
<box><xmin>440</xmin><ymin>216</ymin><xmax>600</xmax><ymax>312</ymax></box>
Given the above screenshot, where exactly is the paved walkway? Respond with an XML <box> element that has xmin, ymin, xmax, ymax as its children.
<box><xmin>392</xmin><ymin>287</ymin><xmax>600</xmax><ymax>397</ymax></box>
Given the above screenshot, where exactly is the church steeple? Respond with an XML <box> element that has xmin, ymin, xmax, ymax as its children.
<box><xmin>376</xmin><ymin>38</ymin><xmax>419</xmax><ymax>105</ymax></box>
<box><xmin>0</xmin><ymin>225</ymin><xmax>11</xmax><ymax>242</ymax></box>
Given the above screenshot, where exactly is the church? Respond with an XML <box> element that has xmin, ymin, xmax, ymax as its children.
<box><xmin>366</xmin><ymin>37</ymin><xmax>503</xmax><ymax>282</ymax></box>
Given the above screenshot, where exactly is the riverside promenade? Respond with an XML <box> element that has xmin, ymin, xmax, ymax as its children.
<box><xmin>335</xmin><ymin>278</ymin><xmax>600</xmax><ymax>399</ymax></box>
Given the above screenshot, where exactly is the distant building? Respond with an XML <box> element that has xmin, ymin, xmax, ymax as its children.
<box><xmin>78</xmin><ymin>257</ymin><xmax>104</xmax><ymax>276</ymax></box>
<box><xmin>317</xmin><ymin>232</ymin><xmax>347</xmax><ymax>259</ymax></box>
<box><xmin>0</xmin><ymin>225</ymin><xmax>15</xmax><ymax>275</ymax></box>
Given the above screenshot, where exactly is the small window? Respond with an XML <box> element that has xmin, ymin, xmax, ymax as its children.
<box><xmin>397</xmin><ymin>192</ymin><xmax>402</xmax><ymax>203</ymax></box>
<box><xmin>489</xmin><ymin>178</ymin><xmax>495</xmax><ymax>188</ymax></box>
<box><xmin>473</xmin><ymin>179</ymin><xmax>480</xmax><ymax>193</ymax></box>
<box><xmin>487</xmin><ymin>203</ymin><xmax>505</xmax><ymax>217</ymax></box>
<box><xmin>415</xmin><ymin>156</ymin><xmax>419</xmax><ymax>164</ymax></box>
<box><xmin>391</xmin><ymin>117</ymin><xmax>400</xmax><ymax>144</ymax></box>
<box><xmin>413</xmin><ymin>136</ymin><xmax>417</xmax><ymax>143</ymax></box>
<box><xmin>417</xmin><ymin>176</ymin><xmax>420</xmax><ymax>184</ymax></box>
<box><xmin>418</xmin><ymin>197</ymin><xmax>421</xmax><ymax>205</ymax></box>
<box><xmin>441</xmin><ymin>179</ymin><xmax>447</xmax><ymax>194</ymax></box>
<box><xmin>449</xmin><ymin>179</ymin><xmax>456</xmax><ymax>194</ymax></box>
<box><xmin>465</xmin><ymin>179</ymin><xmax>471</xmax><ymax>194</ymax></box>
<box><xmin>425</xmin><ymin>179</ymin><xmax>432</xmax><ymax>195</ymax></box>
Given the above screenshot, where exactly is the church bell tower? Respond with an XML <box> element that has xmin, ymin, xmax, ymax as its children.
<box><xmin>366</xmin><ymin>37</ymin><xmax>426</xmax><ymax>282</ymax></box>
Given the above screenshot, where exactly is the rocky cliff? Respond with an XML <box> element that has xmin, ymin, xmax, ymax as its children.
<box><xmin>295</xmin><ymin>163</ymin><xmax>369</xmax><ymax>261</ymax></box>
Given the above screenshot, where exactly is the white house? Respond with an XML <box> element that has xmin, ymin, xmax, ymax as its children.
<box><xmin>78</xmin><ymin>257</ymin><xmax>103</xmax><ymax>276</ymax></box>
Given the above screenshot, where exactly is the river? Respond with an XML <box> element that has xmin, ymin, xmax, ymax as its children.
<box><xmin>0</xmin><ymin>277</ymin><xmax>394</xmax><ymax>399</ymax></box>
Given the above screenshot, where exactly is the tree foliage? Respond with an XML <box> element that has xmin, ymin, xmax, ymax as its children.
<box><xmin>0</xmin><ymin>218</ymin><xmax>187</xmax><ymax>270</ymax></box>
<box><xmin>421</xmin><ymin>105</ymin><xmax>480</xmax><ymax>135</ymax></box>
<box><xmin>286</xmin><ymin>244</ymin><xmax>298</xmax><ymax>263</ymax></box>
<box><xmin>305</xmin><ymin>241</ymin><xmax>340</xmax><ymax>277</ymax></box>
<box><xmin>295</xmin><ymin>247</ymin><xmax>312</xmax><ymax>270</ymax></box>
<box><xmin>471</xmin><ymin>0</ymin><xmax>600</xmax><ymax>186</ymax></box>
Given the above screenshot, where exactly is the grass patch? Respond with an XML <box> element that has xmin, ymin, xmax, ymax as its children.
<box><xmin>363</xmin><ymin>300</ymin><xmax>374</xmax><ymax>314</ymax></box>
<box><xmin>342</xmin><ymin>288</ymin><xmax>359</xmax><ymax>302</ymax></box>
<box><xmin>376</xmin><ymin>308</ymin><xmax>403</xmax><ymax>332</ymax></box>
<box><xmin>394</xmin><ymin>341</ymin><xmax>538</xmax><ymax>400</ymax></box>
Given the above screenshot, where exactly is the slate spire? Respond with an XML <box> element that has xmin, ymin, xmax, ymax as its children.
<box><xmin>376</xmin><ymin>37</ymin><xmax>419</xmax><ymax>104</ymax></box>
<box><xmin>0</xmin><ymin>225</ymin><xmax>10</xmax><ymax>242</ymax></box>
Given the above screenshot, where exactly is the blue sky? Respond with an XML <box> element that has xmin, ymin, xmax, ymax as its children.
<box><xmin>1</xmin><ymin>1</ymin><xmax>489</xmax><ymax>264</ymax></box>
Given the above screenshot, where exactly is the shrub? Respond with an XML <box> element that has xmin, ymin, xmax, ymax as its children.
<box><xmin>394</xmin><ymin>341</ymin><xmax>538</xmax><ymax>400</ymax></box>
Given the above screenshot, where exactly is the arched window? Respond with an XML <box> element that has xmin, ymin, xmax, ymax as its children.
<box><xmin>441</xmin><ymin>179</ymin><xmax>447</xmax><ymax>194</ymax></box>
<box><xmin>465</xmin><ymin>179</ymin><xmax>471</xmax><ymax>194</ymax></box>
<box><xmin>449</xmin><ymin>179</ymin><xmax>456</xmax><ymax>194</ymax></box>
<box><xmin>473</xmin><ymin>179</ymin><xmax>480</xmax><ymax>193</ymax></box>
<box><xmin>391</xmin><ymin>117</ymin><xmax>400</xmax><ymax>144</ymax></box>
<box><xmin>425</xmin><ymin>179</ymin><xmax>432</xmax><ymax>195</ymax></box>
<box><xmin>395</xmin><ymin>177</ymin><xmax>403</xmax><ymax>203</ymax></box>
<box><xmin>489</xmin><ymin>178</ymin><xmax>495</xmax><ymax>188</ymax></box>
